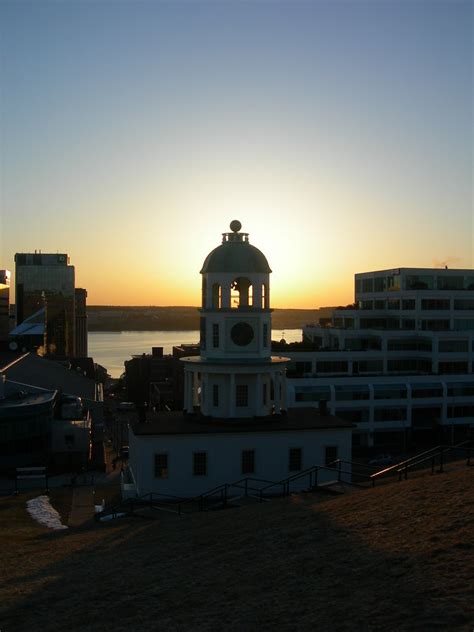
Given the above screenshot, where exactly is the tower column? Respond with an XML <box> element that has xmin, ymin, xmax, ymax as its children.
<box><xmin>228</xmin><ymin>372</ymin><xmax>236</xmax><ymax>417</ymax></box>
<box><xmin>256</xmin><ymin>373</ymin><xmax>262</xmax><ymax>415</ymax></box>
<box><xmin>281</xmin><ymin>371</ymin><xmax>287</xmax><ymax>411</ymax></box>
<box><xmin>185</xmin><ymin>370</ymin><xmax>194</xmax><ymax>414</ymax></box>
<box><xmin>274</xmin><ymin>371</ymin><xmax>281</xmax><ymax>414</ymax></box>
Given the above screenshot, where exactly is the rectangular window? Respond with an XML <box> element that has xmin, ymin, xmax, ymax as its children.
<box><xmin>288</xmin><ymin>448</ymin><xmax>302</xmax><ymax>472</ymax></box>
<box><xmin>411</xmin><ymin>384</ymin><xmax>443</xmax><ymax>398</ymax></box>
<box><xmin>212</xmin><ymin>324</ymin><xmax>219</xmax><ymax>348</ymax></box>
<box><xmin>193</xmin><ymin>452</ymin><xmax>207</xmax><ymax>476</ymax></box>
<box><xmin>374</xmin><ymin>277</ymin><xmax>385</xmax><ymax>292</ymax></box>
<box><xmin>437</xmin><ymin>276</ymin><xmax>464</xmax><ymax>290</ymax></box>
<box><xmin>374</xmin><ymin>407</ymin><xmax>407</xmax><ymax>422</ymax></box>
<box><xmin>402</xmin><ymin>299</ymin><xmax>416</xmax><ymax>310</ymax></box>
<box><xmin>213</xmin><ymin>384</ymin><xmax>219</xmax><ymax>407</ymax></box>
<box><xmin>236</xmin><ymin>384</ymin><xmax>248</xmax><ymax>407</ymax></box>
<box><xmin>374</xmin><ymin>384</ymin><xmax>407</xmax><ymax>399</ymax></box>
<box><xmin>325</xmin><ymin>446</ymin><xmax>338</xmax><ymax>467</ymax></box>
<box><xmin>241</xmin><ymin>449</ymin><xmax>255</xmax><ymax>474</ymax></box>
<box><xmin>421</xmin><ymin>299</ymin><xmax>450</xmax><ymax>311</ymax></box>
<box><xmin>439</xmin><ymin>339</ymin><xmax>468</xmax><ymax>352</ymax></box>
<box><xmin>154</xmin><ymin>454</ymin><xmax>169</xmax><ymax>479</ymax></box>
<box><xmin>263</xmin><ymin>324</ymin><xmax>268</xmax><ymax>347</ymax></box>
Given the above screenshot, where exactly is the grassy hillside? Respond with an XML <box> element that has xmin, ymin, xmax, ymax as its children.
<box><xmin>1</xmin><ymin>465</ymin><xmax>473</xmax><ymax>631</ymax></box>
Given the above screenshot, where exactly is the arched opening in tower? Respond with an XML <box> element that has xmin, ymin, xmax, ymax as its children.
<box><xmin>231</xmin><ymin>277</ymin><xmax>253</xmax><ymax>308</ymax></box>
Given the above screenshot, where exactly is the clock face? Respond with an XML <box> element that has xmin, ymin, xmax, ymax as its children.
<box><xmin>230</xmin><ymin>322</ymin><xmax>254</xmax><ymax>346</ymax></box>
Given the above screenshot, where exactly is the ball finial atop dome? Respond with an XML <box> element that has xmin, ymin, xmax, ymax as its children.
<box><xmin>230</xmin><ymin>219</ymin><xmax>242</xmax><ymax>233</ymax></box>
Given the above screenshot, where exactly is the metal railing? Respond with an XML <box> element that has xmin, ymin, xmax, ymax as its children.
<box><xmin>370</xmin><ymin>440</ymin><xmax>472</xmax><ymax>486</ymax></box>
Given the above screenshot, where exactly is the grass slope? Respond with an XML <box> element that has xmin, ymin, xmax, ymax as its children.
<box><xmin>1</xmin><ymin>466</ymin><xmax>473</xmax><ymax>631</ymax></box>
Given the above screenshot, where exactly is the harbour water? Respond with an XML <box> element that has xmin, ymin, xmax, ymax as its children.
<box><xmin>88</xmin><ymin>329</ymin><xmax>303</xmax><ymax>378</ymax></box>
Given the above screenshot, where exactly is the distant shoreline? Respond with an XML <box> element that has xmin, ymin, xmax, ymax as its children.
<box><xmin>86</xmin><ymin>305</ymin><xmax>334</xmax><ymax>332</ymax></box>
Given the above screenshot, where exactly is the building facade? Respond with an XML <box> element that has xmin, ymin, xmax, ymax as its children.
<box><xmin>75</xmin><ymin>288</ymin><xmax>88</xmax><ymax>357</ymax></box>
<box><xmin>15</xmin><ymin>252</ymin><xmax>76</xmax><ymax>357</ymax></box>
<box><xmin>286</xmin><ymin>268</ymin><xmax>474</xmax><ymax>449</ymax></box>
<box><xmin>0</xmin><ymin>270</ymin><xmax>10</xmax><ymax>345</ymax></box>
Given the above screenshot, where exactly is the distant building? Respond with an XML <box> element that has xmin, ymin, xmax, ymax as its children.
<box><xmin>285</xmin><ymin>267</ymin><xmax>474</xmax><ymax>450</ymax></box>
<box><xmin>75</xmin><ymin>288</ymin><xmax>88</xmax><ymax>357</ymax></box>
<box><xmin>125</xmin><ymin>222</ymin><xmax>352</xmax><ymax>498</ymax></box>
<box><xmin>15</xmin><ymin>252</ymin><xmax>76</xmax><ymax>357</ymax></box>
<box><xmin>0</xmin><ymin>270</ymin><xmax>10</xmax><ymax>346</ymax></box>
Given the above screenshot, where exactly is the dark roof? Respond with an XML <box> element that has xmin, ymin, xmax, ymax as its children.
<box><xmin>201</xmin><ymin>240</ymin><xmax>271</xmax><ymax>274</ymax></box>
<box><xmin>2</xmin><ymin>353</ymin><xmax>97</xmax><ymax>401</ymax></box>
<box><xmin>132</xmin><ymin>408</ymin><xmax>352</xmax><ymax>436</ymax></box>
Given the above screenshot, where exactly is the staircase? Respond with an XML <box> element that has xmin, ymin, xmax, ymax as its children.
<box><xmin>95</xmin><ymin>440</ymin><xmax>473</xmax><ymax>521</ymax></box>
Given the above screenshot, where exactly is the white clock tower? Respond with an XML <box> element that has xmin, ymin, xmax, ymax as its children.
<box><xmin>182</xmin><ymin>220</ymin><xmax>289</xmax><ymax>418</ymax></box>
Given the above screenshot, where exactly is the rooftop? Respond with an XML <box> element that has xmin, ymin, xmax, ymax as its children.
<box><xmin>132</xmin><ymin>407</ymin><xmax>352</xmax><ymax>436</ymax></box>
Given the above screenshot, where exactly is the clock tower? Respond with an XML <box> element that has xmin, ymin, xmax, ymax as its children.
<box><xmin>182</xmin><ymin>221</ymin><xmax>289</xmax><ymax>419</ymax></box>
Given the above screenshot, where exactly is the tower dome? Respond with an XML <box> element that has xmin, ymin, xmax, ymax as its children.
<box><xmin>200</xmin><ymin>221</ymin><xmax>271</xmax><ymax>274</ymax></box>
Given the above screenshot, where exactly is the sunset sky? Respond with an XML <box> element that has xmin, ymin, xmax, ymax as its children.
<box><xmin>0</xmin><ymin>1</ymin><xmax>472</xmax><ymax>308</ymax></box>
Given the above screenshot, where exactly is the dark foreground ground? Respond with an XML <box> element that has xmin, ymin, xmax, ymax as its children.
<box><xmin>1</xmin><ymin>464</ymin><xmax>473</xmax><ymax>631</ymax></box>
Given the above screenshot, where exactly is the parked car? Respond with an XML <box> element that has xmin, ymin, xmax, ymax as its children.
<box><xmin>368</xmin><ymin>453</ymin><xmax>393</xmax><ymax>467</ymax></box>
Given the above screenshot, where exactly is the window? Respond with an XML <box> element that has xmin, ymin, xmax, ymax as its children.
<box><xmin>437</xmin><ymin>276</ymin><xmax>464</xmax><ymax>290</ymax></box>
<box><xmin>154</xmin><ymin>454</ymin><xmax>169</xmax><ymax>478</ymax></box>
<box><xmin>421</xmin><ymin>299</ymin><xmax>450</xmax><ymax>311</ymax></box>
<box><xmin>193</xmin><ymin>452</ymin><xmax>207</xmax><ymax>476</ymax></box>
<box><xmin>454</xmin><ymin>299</ymin><xmax>474</xmax><ymax>310</ymax></box>
<box><xmin>361</xmin><ymin>278</ymin><xmax>374</xmax><ymax>292</ymax></box>
<box><xmin>374</xmin><ymin>384</ymin><xmax>407</xmax><ymax>400</ymax></box>
<box><xmin>447</xmin><ymin>383</ymin><xmax>474</xmax><ymax>397</ymax></box>
<box><xmin>325</xmin><ymin>446</ymin><xmax>338</xmax><ymax>467</ymax></box>
<box><xmin>213</xmin><ymin>384</ymin><xmax>219</xmax><ymax>407</ymax></box>
<box><xmin>387</xmin><ymin>299</ymin><xmax>400</xmax><ymax>310</ymax></box>
<box><xmin>335</xmin><ymin>385</ymin><xmax>369</xmax><ymax>401</ymax></box>
<box><xmin>439</xmin><ymin>339</ymin><xmax>468</xmax><ymax>352</ymax></box>
<box><xmin>402</xmin><ymin>299</ymin><xmax>416</xmax><ymax>310</ymax></box>
<box><xmin>212</xmin><ymin>324</ymin><xmax>219</xmax><ymax>348</ymax></box>
<box><xmin>288</xmin><ymin>448</ymin><xmax>302</xmax><ymax>472</ymax></box>
<box><xmin>374</xmin><ymin>407</ymin><xmax>406</xmax><ymax>422</ymax></box>
<box><xmin>335</xmin><ymin>408</ymin><xmax>369</xmax><ymax>423</ymax></box>
<box><xmin>374</xmin><ymin>277</ymin><xmax>385</xmax><ymax>292</ymax></box>
<box><xmin>236</xmin><ymin>384</ymin><xmax>248</xmax><ymax>407</ymax></box>
<box><xmin>294</xmin><ymin>385</ymin><xmax>331</xmax><ymax>402</ymax></box>
<box><xmin>263</xmin><ymin>324</ymin><xmax>268</xmax><ymax>347</ymax></box>
<box><xmin>411</xmin><ymin>384</ymin><xmax>443</xmax><ymax>398</ymax></box>
<box><xmin>316</xmin><ymin>361</ymin><xmax>348</xmax><ymax>374</ymax></box>
<box><xmin>405</xmin><ymin>275</ymin><xmax>434</xmax><ymax>290</ymax></box>
<box><xmin>241</xmin><ymin>450</ymin><xmax>255</xmax><ymax>474</ymax></box>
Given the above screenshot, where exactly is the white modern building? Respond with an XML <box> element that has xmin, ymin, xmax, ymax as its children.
<box><xmin>283</xmin><ymin>268</ymin><xmax>474</xmax><ymax>450</ymax></box>
<box><xmin>126</xmin><ymin>222</ymin><xmax>352</xmax><ymax>498</ymax></box>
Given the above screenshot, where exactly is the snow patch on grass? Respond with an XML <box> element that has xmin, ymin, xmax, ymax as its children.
<box><xmin>27</xmin><ymin>495</ymin><xmax>68</xmax><ymax>530</ymax></box>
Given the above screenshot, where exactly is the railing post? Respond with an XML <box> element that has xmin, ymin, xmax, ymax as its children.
<box><xmin>404</xmin><ymin>463</ymin><xmax>408</xmax><ymax>480</ymax></box>
<box><xmin>467</xmin><ymin>441</ymin><xmax>472</xmax><ymax>466</ymax></box>
<box><xmin>431</xmin><ymin>456</ymin><xmax>435</xmax><ymax>475</ymax></box>
<box><xmin>223</xmin><ymin>484</ymin><xmax>228</xmax><ymax>507</ymax></box>
<box><xmin>338</xmin><ymin>460</ymin><xmax>342</xmax><ymax>482</ymax></box>
<box><xmin>439</xmin><ymin>447</ymin><xmax>444</xmax><ymax>473</ymax></box>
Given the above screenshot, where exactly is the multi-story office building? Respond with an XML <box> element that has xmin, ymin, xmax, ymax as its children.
<box><xmin>0</xmin><ymin>271</ymin><xmax>10</xmax><ymax>345</ymax></box>
<box><xmin>283</xmin><ymin>268</ymin><xmax>474</xmax><ymax>450</ymax></box>
<box><xmin>15</xmin><ymin>253</ymin><xmax>76</xmax><ymax>357</ymax></box>
<box><xmin>75</xmin><ymin>288</ymin><xmax>88</xmax><ymax>357</ymax></box>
